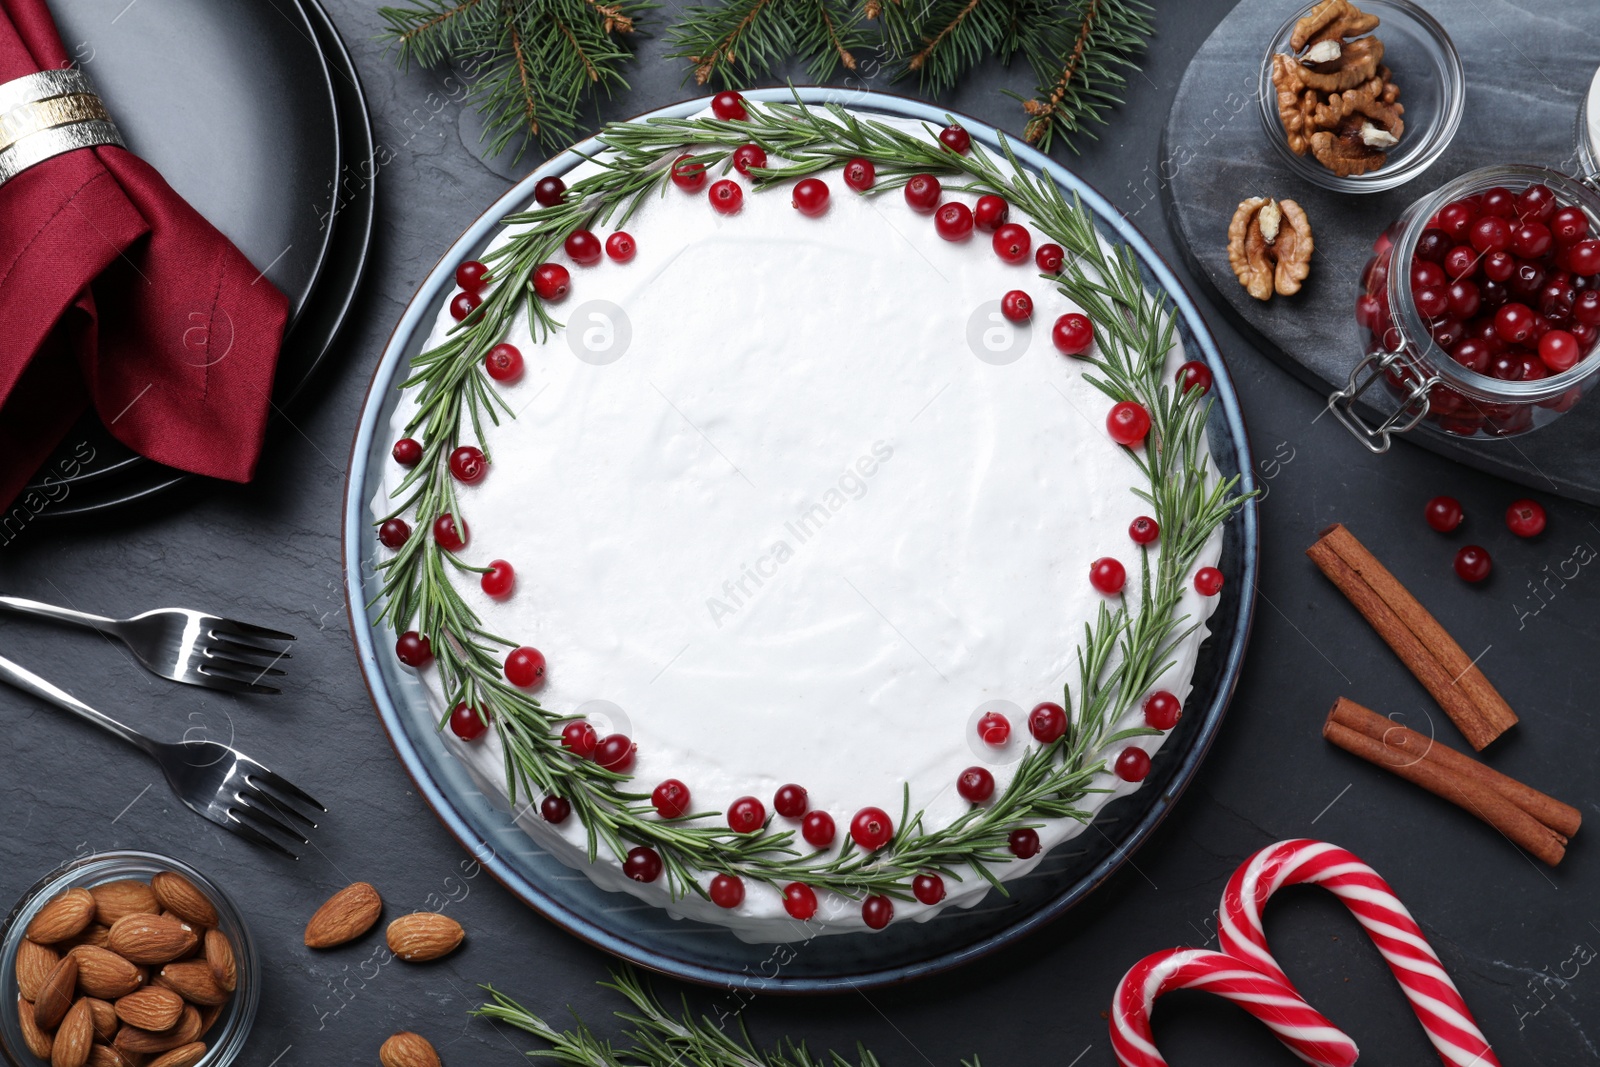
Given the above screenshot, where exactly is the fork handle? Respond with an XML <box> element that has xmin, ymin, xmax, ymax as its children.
<box><xmin>0</xmin><ymin>595</ymin><xmax>119</xmax><ymax>632</ymax></box>
<box><xmin>0</xmin><ymin>652</ymin><xmax>155</xmax><ymax>755</ymax></box>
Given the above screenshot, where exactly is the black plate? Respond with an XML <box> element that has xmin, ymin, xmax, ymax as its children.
<box><xmin>32</xmin><ymin>0</ymin><xmax>374</xmax><ymax>519</ymax></box>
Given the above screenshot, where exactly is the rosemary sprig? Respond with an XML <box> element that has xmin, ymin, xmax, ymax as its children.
<box><xmin>375</xmin><ymin>95</ymin><xmax>1247</xmax><ymax>907</ymax></box>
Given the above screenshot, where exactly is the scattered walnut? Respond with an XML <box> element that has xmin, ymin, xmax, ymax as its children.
<box><xmin>1228</xmin><ymin>197</ymin><xmax>1314</xmax><ymax>301</ymax></box>
<box><xmin>1290</xmin><ymin>0</ymin><xmax>1380</xmax><ymax>51</ymax></box>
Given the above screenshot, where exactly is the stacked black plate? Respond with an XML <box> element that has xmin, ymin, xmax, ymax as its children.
<box><xmin>27</xmin><ymin>0</ymin><xmax>374</xmax><ymax>519</ymax></box>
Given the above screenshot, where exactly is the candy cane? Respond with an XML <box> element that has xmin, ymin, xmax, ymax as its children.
<box><xmin>1218</xmin><ymin>839</ymin><xmax>1500</xmax><ymax>1067</ymax></box>
<box><xmin>1111</xmin><ymin>948</ymin><xmax>1359</xmax><ymax>1067</ymax></box>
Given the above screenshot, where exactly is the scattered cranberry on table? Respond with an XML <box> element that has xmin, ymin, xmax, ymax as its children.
<box><xmin>1194</xmin><ymin>566</ymin><xmax>1224</xmax><ymax>596</ymax></box>
<box><xmin>1505</xmin><ymin>498</ymin><xmax>1547</xmax><ymax>538</ymax></box>
<box><xmin>861</xmin><ymin>894</ymin><xmax>894</xmax><ymax>930</ymax></box>
<box><xmin>624</xmin><ymin>846</ymin><xmax>662</xmax><ymax>883</ymax></box>
<box><xmin>1114</xmin><ymin>747</ymin><xmax>1152</xmax><ymax>782</ymax></box>
<box><xmin>801</xmin><ymin>809</ymin><xmax>836</xmax><ymax>848</ymax></box>
<box><xmin>792</xmin><ymin>178</ymin><xmax>829</xmax><ymax>217</ymax></box>
<box><xmin>448</xmin><ymin>290</ymin><xmax>480</xmax><ymax>321</ymax></box>
<box><xmin>783</xmin><ymin>882</ymin><xmax>818</xmax><ymax>920</ymax></box>
<box><xmin>708</xmin><ymin>179</ymin><xmax>743</xmax><ymax>214</ymax></box>
<box><xmin>710</xmin><ymin>90</ymin><xmax>748</xmax><ymax>120</ymax></box>
<box><xmin>395</xmin><ymin>631</ymin><xmax>432</xmax><ymax>668</ymax></box>
<box><xmin>540</xmin><ymin>795</ymin><xmax>571</xmax><ymax>823</ymax></box>
<box><xmin>564</xmin><ymin>229</ymin><xmax>602</xmax><ymax>265</ymax></box>
<box><xmin>533</xmin><ymin>176</ymin><xmax>566</xmax><ymax>206</ymax></box>
<box><xmin>1424</xmin><ymin>495</ymin><xmax>1464</xmax><ymax>532</ymax></box>
<box><xmin>938</xmin><ymin>123</ymin><xmax>971</xmax><ymax>154</ymax></box>
<box><xmin>455</xmin><ymin>260</ymin><xmax>490</xmax><ymax>292</ymax></box>
<box><xmin>1106</xmin><ymin>401</ymin><xmax>1151</xmax><ymax>446</ymax></box>
<box><xmin>1029</xmin><ymin>701</ymin><xmax>1067</xmax><ymax>743</ymax></box>
<box><xmin>843</xmin><ymin>157</ymin><xmax>875</xmax><ymax>191</ymax></box>
<box><xmin>1454</xmin><ymin>545</ymin><xmax>1492</xmax><ymax>583</ymax></box>
<box><xmin>1090</xmin><ymin>557</ymin><xmax>1127</xmax><ymax>595</ymax></box>
<box><xmin>485</xmin><ymin>342</ymin><xmax>523</xmax><ymax>382</ymax></box>
<box><xmin>974</xmin><ymin>195</ymin><xmax>1009</xmax><ymax>233</ymax></box>
<box><xmin>504</xmin><ymin>646</ymin><xmax>546</xmax><ymax>687</ymax></box>
<box><xmin>392</xmin><ymin>437</ymin><xmax>422</xmax><ymax>467</ymax></box>
<box><xmin>449</xmin><ymin>702</ymin><xmax>487</xmax><ymax>741</ymax></box>
<box><xmin>992</xmin><ymin>223</ymin><xmax>1031</xmax><ymax>264</ymax></box>
<box><xmin>670</xmin><ymin>154</ymin><xmax>706</xmax><ymax>190</ymax></box>
<box><xmin>652</xmin><ymin>779</ymin><xmax>691</xmax><ymax>819</ymax></box>
<box><xmin>532</xmin><ymin>262</ymin><xmax>571</xmax><ymax>301</ymax></box>
<box><xmin>731</xmin><ymin>143</ymin><xmax>767</xmax><ymax>176</ymax></box>
<box><xmin>449</xmin><ymin>445</ymin><xmax>487</xmax><ymax>484</ymax></box>
<box><xmin>903</xmin><ymin>174</ymin><xmax>941</xmax><ymax>214</ymax></box>
<box><xmin>1035</xmin><ymin>242</ymin><xmax>1065</xmax><ymax>273</ymax></box>
<box><xmin>1129</xmin><ymin>516</ymin><xmax>1160</xmax><ymax>544</ymax></box>
<box><xmin>433</xmin><ymin>513</ymin><xmax>468</xmax><ymax>550</ymax></box>
<box><xmin>1176</xmin><ymin>360</ymin><xmax>1213</xmax><ymax>394</ymax></box>
<box><xmin>1000</xmin><ymin>289</ymin><xmax>1033</xmax><ymax>323</ymax></box>
<box><xmin>561</xmin><ymin>721</ymin><xmax>598</xmax><ymax>758</ymax></box>
<box><xmin>934</xmin><ymin>202</ymin><xmax>973</xmax><ymax>241</ymax></box>
<box><xmin>709</xmin><ymin>873</ymin><xmax>744</xmax><ymax>909</ymax></box>
<box><xmin>378</xmin><ymin>519</ymin><xmax>410</xmax><ymax>549</ymax></box>
<box><xmin>480</xmin><ymin>559</ymin><xmax>515</xmax><ymax>598</ymax></box>
<box><xmin>913</xmin><ymin>873</ymin><xmax>946</xmax><ymax>905</ymax></box>
<box><xmin>605</xmin><ymin>232</ymin><xmax>636</xmax><ymax>262</ymax></box>
<box><xmin>977</xmin><ymin>711</ymin><xmax>1011</xmax><ymax>745</ymax></box>
<box><xmin>1143</xmin><ymin>691</ymin><xmax>1182</xmax><ymax>731</ymax></box>
<box><xmin>957</xmin><ymin>766</ymin><xmax>995</xmax><ymax>803</ymax></box>
<box><xmin>727</xmin><ymin>795</ymin><xmax>765</xmax><ymax>833</ymax></box>
<box><xmin>1007</xmin><ymin>828</ymin><xmax>1041</xmax><ymax>858</ymax></box>
<box><xmin>850</xmin><ymin>807</ymin><xmax>894</xmax><ymax>850</ymax></box>
<box><xmin>1052</xmin><ymin>312</ymin><xmax>1094</xmax><ymax>355</ymax></box>
<box><xmin>595</xmin><ymin>733</ymin><xmax>636</xmax><ymax>772</ymax></box>
<box><xmin>774</xmin><ymin>784</ymin><xmax>808</xmax><ymax>817</ymax></box>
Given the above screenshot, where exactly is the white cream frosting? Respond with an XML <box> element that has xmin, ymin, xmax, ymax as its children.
<box><xmin>376</xmin><ymin>107</ymin><xmax>1224</xmax><ymax>942</ymax></box>
<box><xmin>1587</xmin><ymin>65</ymin><xmax>1600</xmax><ymax>174</ymax></box>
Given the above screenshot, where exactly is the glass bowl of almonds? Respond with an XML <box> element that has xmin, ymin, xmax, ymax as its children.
<box><xmin>0</xmin><ymin>851</ymin><xmax>258</xmax><ymax>1067</ymax></box>
<box><xmin>1258</xmin><ymin>0</ymin><xmax>1464</xmax><ymax>193</ymax></box>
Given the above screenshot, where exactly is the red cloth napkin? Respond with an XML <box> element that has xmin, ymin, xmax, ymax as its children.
<box><xmin>0</xmin><ymin>0</ymin><xmax>288</xmax><ymax>509</ymax></box>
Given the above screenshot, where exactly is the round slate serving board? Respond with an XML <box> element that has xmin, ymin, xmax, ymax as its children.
<box><xmin>1162</xmin><ymin>0</ymin><xmax>1600</xmax><ymax>503</ymax></box>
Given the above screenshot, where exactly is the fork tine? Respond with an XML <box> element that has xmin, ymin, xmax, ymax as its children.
<box><xmin>203</xmin><ymin>652</ymin><xmax>286</xmax><ymax>679</ymax></box>
<box><xmin>240</xmin><ymin>782</ymin><xmax>319</xmax><ymax>829</ymax></box>
<box><xmin>207</xmin><ymin>633</ymin><xmax>293</xmax><ymax>661</ymax></box>
<box><xmin>193</xmin><ymin>666</ymin><xmax>280</xmax><ymax>696</ymax></box>
<box><xmin>231</xmin><ymin>793</ymin><xmax>310</xmax><ymax>846</ymax></box>
<box><xmin>208</xmin><ymin>619</ymin><xmax>297</xmax><ymax>644</ymax></box>
<box><xmin>218</xmin><ymin>811</ymin><xmax>298</xmax><ymax>859</ymax></box>
<box><xmin>247</xmin><ymin>767</ymin><xmax>326</xmax><ymax>812</ymax></box>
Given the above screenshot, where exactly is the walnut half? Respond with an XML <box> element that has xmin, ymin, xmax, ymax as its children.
<box><xmin>1309</xmin><ymin>83</ymin><xmax>1406</xmax><ymax>176</ymax></box>
<box><xmin>1228</xmin><ymin>197</ymin><xmax>1315</xmax><ymax>301</ymax></box>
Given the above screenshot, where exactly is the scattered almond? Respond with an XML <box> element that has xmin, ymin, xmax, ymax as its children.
<box><xmin>26</xmin><ymin>889</ymin><xmax>96</xmax><ymax>945</ymax></box>
<box><xmin>51</xmin><ymin>998</ymin><xmax>94</xmax><ymax>1067</ymax></box>
<box><xmin>69</xmin><ymin>947</ymin><xmax>145</xmax><ymax>1000</ymax></box>
<box><xmin>386</xmin><ymin>913</ymin><xmax>464</xmax><ymax>963</ymax></box>
<box><xmin>202</xmin><ymin>929</ymin><xmax>236</xmax><ymax>993</ymax></box>
<box><xmin>147</xmin><ymin>1043</ymin><xmax>206</xmax><ymax>1067</ymax></box>
<box><xmin>113</xmin><ymin>986</ymin><xmax>185</xmax><ymax>1032</ymax></box>
<box><xmin>89</xmin><ymin>883</ymin><xmax>160</xmax><ymax>928</ymax></box>
<box><xmin>83</xmin><ymin>998</ymin><xmax>118</xmax><ymax>1042</ymax></box>
<box><xmin>18</xmin><ymin>995</ymin><xmax>54</xmax><ymax>1058</ymax></box>
<box><xmin>380</xmin><ymin>1031</ymin><xmax>442</xmax><ymax>1067</ymax></box>
<box><xmin>154</xmin><ymin>961</ymin><xmax>227</xmax><ymax>1007</ymax></box>
<box><xmin>16</xmin><ymin>939</ymin><xmax>59</xmax><ymax>1002</ymax></box>
<box><xmin>34</xmin><ymin>956</ymin><xmax>78</xmax><ymax>1030</ymax></box>
<box><xmin>107</xmin><ymin>915</ymin><xmax>197</xmax><ymax>966</ymax></box>
<box><xmin>148</xmin><ymin>875</ymin><xmax>217</xmax><ymax>930</ymax></box>
<box><xmin>304</xmin><ymin>882</ymin><xmax>383</xmax><ymax>949</ymax></box>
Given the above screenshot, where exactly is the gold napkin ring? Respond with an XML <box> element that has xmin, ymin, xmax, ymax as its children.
<box><xmin>0</xmin><ymin>69</ymin><xmax>125</xmax><ymax>188</ymax></box>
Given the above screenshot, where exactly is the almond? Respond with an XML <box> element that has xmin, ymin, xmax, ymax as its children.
<box><xmin>379</xmin><ymin>1031</ymin><xmax>442</xmax><ymax>1067</ymax></box>
<box><xmin>197</xmin><ymin>1001</ymin><xmax>223</xmax><ymax>1037</ymax></box>
<box><xmin>34</xmin><ymin>954</ymin><xmax>79</xmax><ymax>1029</ymax></box>
<box><xmin>84</xmin><ymin>998</ymin><xmax>119</xmax><ymax>1041</ymax></box>
<box><xmin>202</xmin><ymin>929</ymin><xmax>236</xmax><ymax>993</ymax></box>
<box><xmin>16</xmin><ymin>938</ymin><xmax>59</xmax><ymax>1001</ymax></box>
<box><xmin>90</xmin><ymin>882</ymin><xmax>161</xmax><ymax>927</ymax></box>
<box><xmin>66</xmin><ymin>924</ymin><xmax>112</xmax><ymax>950</ymax></box>
<box><xmin>107</xmin><ymin>915</ymin><xmax>198</xmax><ymax>965</ymax></box>
<box><xmin>114</xmin><ymin>986</ymin><xmax>185</xmax><ymax>1032</ymax></box>
<box><xmin>154</xmin><ymin>960</ymin><xmax>227</xmax><ymax>1006</ymax></box>
<box><xmin>52</xmin><ymin>998</ymin><xmax>95</xmax><ymax>1067</ymax></box>
<box><xmin>27</xmin><ymin>888</ymin><xmax>96</xmax><ymax>944</ymax></box>
<box><xmin>87</xmin><ymin>1046</ymin><xmax>136</xmax><ymax>1067</ymax></box>
<box><xmin>148</xmin><ymin>875</ymin><xmax>217</xmax><ymax>930</ymax></box>
<box><xmin>18</xmin><ymin>995</ymin><xmax>54</xmax><ymax>1058</ymax></box>
<box><xmin>114</xmin><ymin>1003</ymin><xmax>199</xmax><ymax>1054</ymax></box>
<box><xmin>304</xmin><ymin>882</ymin><xmax>383</xmax><ymax>948</ymax></box>
<box><xmin>70</xmin><ymin>946</ymin><xmax>145</xmax><ymax>999</ymax></box>
<box><xmin>386</xmin><ymin>912</ymin><xmax>464</xmax><ymax>963</ymax></box>
<box><xmin>147</xmin><ymin>1043</ymin><xmax>206</xmax><ymax>1067</ymax></box>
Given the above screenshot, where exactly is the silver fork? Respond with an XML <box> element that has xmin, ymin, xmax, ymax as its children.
<box><xmin>0</xmin><ymin>652</ymin><xmax>324</xmax><ymax>858</ymax></box>
<box><xmin>0</xmin><ymin>596</ymin><xmax>294</xmax><ymax>695</ymax></box>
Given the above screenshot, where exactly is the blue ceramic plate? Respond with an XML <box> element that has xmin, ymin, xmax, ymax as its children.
<box><xmin>342</xmin><ymin>88</ymin><xmax>1259</xmax><ymax>993</ymax></box>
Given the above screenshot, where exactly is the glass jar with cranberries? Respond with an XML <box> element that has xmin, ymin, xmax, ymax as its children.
<box><xmin>1333</xmin><ymin>164</ymin><xmax>1600</xmax><ymax>448</ymax></box>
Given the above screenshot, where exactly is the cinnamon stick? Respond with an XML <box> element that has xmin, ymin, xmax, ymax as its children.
<box><xmin>1328</xmin><ymin>698</ymin><xmax>1581</xmax><ymax>838</ymax></box>
<box><xmin>1307</xmin><ymin>524</ymin><xmax>1517</xmax><ymax>750</ymax></box>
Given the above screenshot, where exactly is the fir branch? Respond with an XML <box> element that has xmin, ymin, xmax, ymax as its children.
<box><xmin>666</xmin><ymin>0</ymin><xmax>866</xmax><ymax>87</ymax></box>
<box><xmin>1014</xmin><ymin>0</ymin><xmax>1154</xmax><ymax>151</ymax></box>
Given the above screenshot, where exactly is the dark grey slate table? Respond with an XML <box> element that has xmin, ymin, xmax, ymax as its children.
<box><xmin>1</xmin><ymin>2</ymin><xmax>1596</xmax><ymax>1064</ymax></box>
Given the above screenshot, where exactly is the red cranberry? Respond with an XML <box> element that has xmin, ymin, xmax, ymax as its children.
<box><xmin>1446</xmin><ymin>280</ymin><xmax>1480</xmax><ymax>319</ymax></box>
<box><xmin>595</xmin><ymin>734</ymin><xmax>635</xmax><ymax>772</ymax></box>
<box><xmin>903</xmin><ymin>174</ymin><xmax>941</xmax><ymax>213</ymax></box>
<box><xmin>1570</xmin><ymin>240</ymin><xmax>1600</xmax><ymax>276</ymax></box>
<box><xmin>1451</xmin><ymin>339</ymin><xmax>1490</xmax><ymax>374</ymax></box>
<box><xmin>1176</xmin><ymin>360</ymin><xmax>1213</xmax><ymax>394</ymax></box>
<box><xmin>1414</xmin><ymin>228</ymin><xmax>1451</xmax><ymax>263</ymax></box>
<box><xmin>1090</xmin><ymin>557</ymin><xmax>1126</xmax><ymax>595</ymax></box>
<box><xmin>708</xmin><ymin>179</ymin><xmax>743</xmax><ymax>214</ymax></box>
<box><xmin>939</xmin><ymin>124</ymin><xmax>971</xmax><ymax>153</ymax></box>
<box><xmin>861</xmin><ymin>895</ymin><xmax>893</xmax><ymax>930</ymax></box>
<box><xmin>1510</xmin><ymin>261</ymin><xmax>1547</xmax><ymax>298</ymax></box>
<box><xmin>912</xmin><ymin>873</ymin><xmax>945</xmax><ymax>905</ymax></box>
<box><xmin>1411</xmin><ymin>260</ymin><xmax>1446</xmax><ymax>290</ymax></box>
<box><xmin>449</xmin><ymin>702</ymin><xmax>486</xmax><ymax>740</ymax></box>
<box><xmin>1413</xmin><ymin>287</ymin><xmax>1449</xmax><ymax>319</ymax></box>
<box><xmin>1000</xmin><ymin>289</ymin><xmax>1033</xmax><ymax>322</ymax></box>
<box><xmin>934</xmin><ymin>202</ymin><xmax>974</xmax><ymax>241</ymax></box>
<box><xmin>801</xmin><ymin>810</ymin><xmax>836</xmax><ymax>848</ymax></box>
<box><xmin>1443</xmin><ymin>245</ymin><xmax>1479</xmax><ymax>280</ymax></box>
<box><xmin>624</xmin><ymin>846</ymin><xmax>662</xmax><ymax>883</ymax></box>
<box><xmin>1470</xmin><ymin>216</ymin><xmax>1511</xmax><ymax>254</ymax></box>
<box><xmin>1482</xmin><ymin>250</ymin><xmax>1516</xmax><ymax>282</ymax></box>
<box><xmin>711</xmin><ymin>90</ymin><xmax>748</xmax><ymax>120</ymax></box>
<box><xmin>1053</xmin><ymin>313</ymin><xmax>1094</xmax><ymax>355</ymax></box>
<box><xmin>1540</xmin><ymin>329</ymin><xmax>1581</xmax><ymax>372</ymax></box>
<box><xmin>449</xmin><ymin>445</ymin><xmax>487</xmax><ymax>484</ymax></box>
<box><xmin>455</xmin><ymin>260</ymin><xmax>490</xmax><ymax>292</ymax></box>
<box><xmin>1516</xmin><ymin>184</ymin><xmax>1556</xmax><ymax>222</ymax></box>
<box><xmin>1576</xmin><ymin>290</ymin><xmax>1600</xmax><ymax>325</ymax></box>
<box><xmin>1036</xmin><ymin>242</ymin><xmax>1065</xmax><ymax>273</ymax></box>
<box><xmin>1428</xmin><ymin>317</ymin><xmax>1465</xmax><ymax>352</ymax></box>
<box><xmin>1479</xmin><ymin>279</ymin><xmax>1510</xmax><ymax>311</ymax></box>
<box><xmin>992</xmin><ymin>223</ymin><xmax>1031</xmax><ymax>264</ymax></box>
<box><xmin>731</xmin><ymin>143</ymin><xmax>767</xmax><ymax>176</ymax></box>
<box><xmin>1129</xmin><ymin>516</ymin><xmax>1160</xmax><ymax>544</ymax></box>
<box><xmin>605</xmin><ymin>232</ymin><xmax>636</xmax><ymax>262</ymax></box>
<box><xmin>379</xmin><ymin>519</ymin><xmax>410</xmax><ymax>549</ymax></box>
<box><xmin>977</xmin><ymin>711</ymin><xmax>1011</xmax><ymax>746</ymax></box>
<box><xmin>1512</xmin><ymin>221</ymin><xmax>1553</xmax><ymax>260</ymax></box>
<box><xmin>481</xmin><ymin>559</ymin><xmax>515</xmax><ymax>597</ymax></box>
<box><xmin>1481</xmin><ymin>187</ymin><xmax>1517</xmax><ymax>218</ymax></box>
<box><xmin>540</xmin><ymin>795</ymin><xmax>571</xmax><ymax>823</ymax></box>
<box><xmin>1008</xmin><ymin>827</ymin><xmax>1041</xmax><ymax>858</ymax></box>
<box><xmin>1488</xmin><ymin>352</ymin><xmax>1525</xmax><ymax>381</ymax></box>
<box><xmin>534</xmin><ymin>176</ymin><xmax>566</xmax><ymax>206</ymax></box>
<box><xmin>671</xmin><ymin>154</ymin><xmax>706</xmax><ymax>190</ymax></box>
<box><xmin>1437</xmin><ymin>200</ymin><xmax>1477</xmax><ymax>241</ymax></box>
<box><xmin>1454</xmin><ymin>545</ymin><xmax>1492</xmax><ymax>583</ymax></box>
<box><xmin>709</xmin><ymin>874</ymin><xmax>744</xmax><ymax>909</ymax></box>
<box><xmin>843</xmin><ymin>157</ymin><xmax>875</xmax><ymax>191</ymax></box>
<box><xmin>396</xmin><ymin>631</ymin><xmax>432</xmax><ymax>667</ymax></box>
<box><xmin>1144</xmin><ymin>691</ymin><xmax>1182</xmax><ymax>730</ymax></box>
<box><xmin>561</xmin><ymin>721</ymin><xmax>598</xmax><ymax>758</ymax></box>
<box><xmin>774</xmin><ymin>784</ymin><xmax>808</xmax><ymax>818</ymax></box>
<box><xmin>1029</xmin><ymin>701</ymin><xmax>1067</xmax><ymax>743</ymax></box>
<box><xmin>433</xmin><ymin>513</ymin><xmax>467</xmax><ymax>550</ymax></box>
<box><xmin>1106</xmin><ymin>401</ymin><xmax>1151</xmax><ymax>445</ymax></box>
<box><xmin>533</xmin><ymin>262</ymin><xmax>571</xmax><ymax>301</ymax></box>
<box><xmin>652</xmin><ymin>779</ymin><xmax>691</xmax><ymax>819</ymax></box>
<box><xmin>564</xmin><ymin>229</ymin><xmax>602</xmax><ymax>265</ymax></box>
<box><xmin>727</xmin><ymin>796</ymin><xmax>765</xmax><ymax>833</ymax></box>
<box><xmin>850</xmin><ymin>807</ymin><xmax>893</xmax><ymax>850</ymax></box>
<box><xmin>1552</xmin><ymin>206</ymin><xmax>1588</xmax><ymax>246</ymax></box>
<box><xmin>1506</xmin><ymin>499</ymin><xmax>1547</xmax><ymax>538</ymax></box>
<box><xmin>1114</xmin><ymin>747</ymin><xmax>1151</xmax><ymax>782</ymax></box>
<box><xmin>1424</xmin><ymin>495</ymin><xmax>1464</xmax><ymax>532</ymax></box>
<box><xmin>783</xmin><ymin>883</ymin><xmax>817</xmax><ymax>920</ymax></box>
<box><xmin>486</xmin><ymin>342</ymin><xmax>523</xmax><ymax>382</ymax></box>
<box><xmin>505</xmin><ymin>646</ymin><xmax>546</xmax><ymax>687</ymax></box>
<box><xmin>449</xmin><ymin>290</ymin><xmax>481</xmax><ymax>321</ymax></box>
<box><xmin>1194</xmin><ymin>566</ymin><xmax>1224</xmax><ymax>596</ymax></box>
<box><xmin>1495</xmin><ymin>302</ymin><xmax>1537</xmax><ymax>343</ymax></box>
<box><xmin>392</xmin><ymin>438</ymin><xmax>422</xmax><ymax>467</ymax></box>
<box><xmin>957</xmin><ymin>766</ymin><xmax>995</xmax><ymax>802</ymax></box>
<box><xmin>792</xmin><ymin>178</ymin><xmax>829</xmax><ymax>216</ymax></box>
<box><xmin>974</xmin><ymin>195</ymin><xmax>1009</xmax><ymax>232</ymax></box>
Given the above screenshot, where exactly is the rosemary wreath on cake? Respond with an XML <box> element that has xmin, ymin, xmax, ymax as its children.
<box><xmin>375</xmin><ymin>94</ymin><xmax>1246</xmax><ymax>916</ymax></box>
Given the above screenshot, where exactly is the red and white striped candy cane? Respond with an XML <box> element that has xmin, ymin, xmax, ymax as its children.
<box><xmin>1111</xmin><ymin>947</ymin><xmax>1359</xmax><ymax>1067</ymax></box>
<box><xmin>1218</xmin><ymin>839</ymin><xmax>1500</xmax><ymax>1067</ymax></box>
